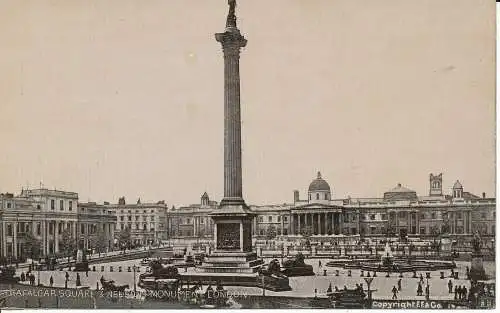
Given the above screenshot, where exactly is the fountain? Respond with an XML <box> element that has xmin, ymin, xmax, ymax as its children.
<box><xmin>326</xmin><ymin>241</ymin><xmax>455</xmax><ymax>273</ymax></box>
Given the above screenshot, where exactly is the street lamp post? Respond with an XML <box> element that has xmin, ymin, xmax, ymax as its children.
<box><xmin>364</xmin><ymin>277</ymin><xmax>374</xmax><ymax>306</ymax></box>
<box><xmin>133</xmin><ymin>265</ymin><xmax>137</xmax><ymax>293</ymax></box>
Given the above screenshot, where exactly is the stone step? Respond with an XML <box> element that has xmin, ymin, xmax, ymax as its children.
<box><xmin>202</xmin><ymin>259</ymin><xmax>264</xmax><ymax>268</ymax></box>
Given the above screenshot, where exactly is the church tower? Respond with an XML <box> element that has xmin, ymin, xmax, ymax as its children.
<box><xmin>429</xmin><ymin>173</ymin><xmax>443</xmax><ymax>196</ymax></box>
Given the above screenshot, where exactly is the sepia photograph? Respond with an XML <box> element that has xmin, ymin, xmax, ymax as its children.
<box><xmin>0</xmin><ymin>0</ymin><xmax>496</xmax><ymax>310</ymax></box>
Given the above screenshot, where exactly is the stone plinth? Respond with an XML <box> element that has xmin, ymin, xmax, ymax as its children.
<box><xmin>469</xmin><ymin>253</ymin><xmax>488</xmax><ymax>281</ymax></box>
<box><xmin>197</xmin><ymin>251</ymin><xmax>263</xmax><ymax>274</ymax></box>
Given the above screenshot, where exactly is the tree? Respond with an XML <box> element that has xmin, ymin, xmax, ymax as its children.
<box><xmin>60</xmin><ymin>228</ymin><xmax>75</xmax><ymax>265</ymax></box>
<box><xmin>23</xmin><ymin>232</ymin><xmax>41</xmax><ymax>262</ymax></box>
<box><xmin>118</xmin><ymin>227</ymin><xmax>132</xmax><ymax>251</ymax></box>
<box><xmin>266</xmin><ymin>225</ymin><xmax>277</xmax><ymax>240</ymax></box>
<box><xmin>92</xmin><ymin>225</ymin><xmax>107</xmax><ymax>256</ymax></box>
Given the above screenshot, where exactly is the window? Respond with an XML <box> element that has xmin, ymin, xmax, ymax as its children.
<box><xmin>309</xmin><ymin>194</ymin><xmax>311</xmax><ymax>200</ymax></box>
<box><xmin>481</xmin><ymin>213</ymin><xmax>487</xmax><ymax>219</ymax></box>
<box><xmin>268</xmin><ymin>216</ymin><xmax>272</xmax><ymax>222</ymax></box>
<box><xmin>370</xmin><ymin>214</ymin><xmax>376</xmax><ymax>220</ymax></box>
<box><xmin>37</xmin><ymin>205</ymin><xmax>41</xmax><ymax>210</ymax></box>
<box><xmin>381</xmin><ymin>214</ymin><xmax>387</xmax><ymax>220</ymax></box>
<box><xmin>259</xmin><ymin>229</ymin><xmax>264</xmax><ymax>236</ymax></box>
<box><xmin>351</xmin><ymin>215</ymin><xmax>356</xmax><ymax>222</ymax></box>
<box><xmin>128</xmin><ymin>216</ymin><xmax>132</xmax><ymax>221</ymax></box>
<box><xmin>69</xmin><ymin>201</ymin><xmax>72</xmax><ymax>211</ymax></box>
<box><xmin>81</xmin><ymin>224</ymin><xmax>85</xmax><ymax>234</ymax></box>
<box><xmin>283</xmin><ymin>216</ymin><xmax>288</xmax><ymax>222</ymax></box>
<box><xmin>7</xmin><ymin>224</ymin><xmax>12</xmax><ymax>236</ymax></box>
<box><xmin>316</xmin><ymin>193</ymin><xmax>319</xmax><ymax>200</ymax></box>
<box><xmin>143</xmin><ymin>210</ymin><xmax>146</xmax><ymax>213</ymax></box>
<box><xmin>51</xmin><ymin>200</ymin><xmax>55</xmax><ymax>210</ymax></box>
<box><xmin>143</xmin><ymin>224</ymin><xmax>147</xmax><ymax>230</ymax></box>
<box><xmin>187</xmin><ymin>218</ymin><xmax>191</xmax><ymax>224</ymax></box>
<box><xmin>431</xmin><ymin>213</ymin><xmax>436</xmax><ymax>219</ymax></box>
<box><xmin>398</xmin><ymin>211</ymin><xmax>407</xmax><ymax>218</ymax></box>
<box><xmin>259</xmin><ymin>216</ymin><xmax>263</xmax><ymax>223</ymax></box>
<box><xmin>120</xmin><ymin>216</ymin><xmax>124</xmax><ymax>221</ymax></box>
<box><xmin>59</xmin><ymin>200</ymin><xmax>64</xmax><ymax>210</ymax></box>
<box><xmin>324</xmin><ymin>194</ymin><xmax>328</xmax><ymax>200</ymax></box>
<box><xmin>456</xmin><ymin>213</ymin><xmax>462</xmax><ymax>219</ymax></box>
<box><xmin>136</xmin><ymin>216</ymin><xmax>139</xmax><ymax>220</ymax></box>
<box><xmin>283</xmin><ymin>229</ymin><xmax>288</xmax><ymax>235</ymax></box>
<box><xmin>361</xmin><ymin>215</ymin><xmax>366</xmax><ymax>221</ymax></box>
<box><xmin>200</xmin><ymin>218</ymin><xmax>204</xmax><ymax>224</ymax></box>
<box><xmin>136</xmin><ymin>223</ymin><xmax>139</xmax><ymax>230</ymax></box>
<box><xmin>277</xmin><ymin>216</ymin><xmax>281</xmax><ymax>222</ymax></box>
<box><xmin>7</xmin><ymin>203</ymin><xmax>11</xmax><ymax>209</ymax></box>
<box><xmin>151</xmin><ymin>216</ymin><xmax>155</xmax><ymax>221</ymax></box>
<box><xmin>121</xmin><ymin>224</ymin><xmax>124</xmax><ymax>230</ymax></box>
<box><xmin>37</xmin><ymin>223</ymin><xmax>41</xmax><ymax>235</ymax></box>
<box><xmin>151</xmin><ymin>210</ymin><xmax>154</xmax><ymax>213</ymax></box>
<box><xmin>58</xmin><ymin>223</ymin><xmax>62</xmax><ymax>234</ymax></box>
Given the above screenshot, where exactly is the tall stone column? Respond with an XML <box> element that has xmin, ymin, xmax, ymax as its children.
<box><xmin>324</xmin><ymin>213</ymin><xmax>328</xmax><ymax>235</ymax></box>
<box><xmin>55</xmin><ymin>222</ymin><xmax>59</xmax><ymax>253</ymax></box>
<box><xmin>297</xmin><ymin>214</ymin><xmax>301</xmax><ymax>234</ymax></box>
<box><xmin>216</xmin><ymin>4</ymin><xmax>247</xmax><ymax>206</ymax></box>
<box><xmin>13</xmin><ymin>222</ymin><xmax>18</xmax><ymax>259</ymax></box>
<box><xmin>1</xmin><ymin>222</ymin><xmax>6</xmax><ymax>257</ymax></box>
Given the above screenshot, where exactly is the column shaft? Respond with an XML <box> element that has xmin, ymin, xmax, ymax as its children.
<box><xmin>13</xmin><ymin>222</ymin><xmax>18</xmax><ymax>259</ymax></box>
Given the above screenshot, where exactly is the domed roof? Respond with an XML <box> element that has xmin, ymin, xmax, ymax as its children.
<box><xmin>383</xmin><ymin>183</ymin><xmax>418</xmax><ymax>201</ymax></box>
<box><xmin>308</xmin><ymin>171</ymin><xmax>331</xmax><ymax>192</ymax></box>
<box><xmin>453</xmin><ymin>180</ymin><xmax>463</xmax><ymax>189</ymax></box>
<box><xmin>388</xmin><ymin>183</ymin><xmax>415</xmax><ymax>193</ymax></box>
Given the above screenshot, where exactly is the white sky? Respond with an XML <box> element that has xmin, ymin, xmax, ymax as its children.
<box><xmin>0</xmin><ymin>0</ymin><xmax>495</xmax><ymax>206</ymax></box>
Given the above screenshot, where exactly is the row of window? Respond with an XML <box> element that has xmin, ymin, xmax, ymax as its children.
<box><xmin>258</xmin><ymin>216</ymin><xmax>288</xmax><ymax>223</ymax></box>
<box><xmin>118</xmin><ymin>223</ymin><xmax>158</xmax><ymax>232</ymax></box>
<box><xmin>120</xmin><ymin>209</ymin><xmax>157</xmax><ymax>214</ymax></box>
<box><xmin>120</xmin><ymin>215</ymin><xmax>155</xmax><ymax>222</ymax></box>
<box><xmin>308</xmin><ymin>193</ymin><xmax>330</xmax><ymax>201</ymax></box>
<box><xmin>50</xmin><ymin>199</ymin><xmax>73</xmax><ymax>211</ymax></box>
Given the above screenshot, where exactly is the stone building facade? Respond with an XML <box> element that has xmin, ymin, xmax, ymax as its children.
<box><xmin>168</xmin><ymin>172</ymin><xmax>495</xmax><ymax>244</ymax></box>
<box><xmin>107</xmin><ymin>197</ymin><xmax>168</xmax><ymax>245</ymax></box>
<box><xmin>0</xmin><ymin>189</ymin><xmax>116</xmax><ymax>260</ymax></box>
<box><xmin>166</xmin><ymin>192</ymin><xmax>216</xmax><ymax>238</ymax></box>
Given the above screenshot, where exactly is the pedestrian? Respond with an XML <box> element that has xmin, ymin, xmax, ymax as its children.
<box><xmin>64</xmin><ymin>279</ymin><xmax>68</xmax><ymax>289</ymax></box>
<box><xmin>448</xmin><ymin>280</ymin><xmax>453</xmax><ymax>293</ymax></box>
<box><xmin>425</xmin><ymin>285</ymin><xmax>430</xmax><ymax>300</ymax></box>
<box><xmin>420</xmin><ymin>273</ymin><xmax>424</xmax><ymax>283</ymax></box>
<box><xmin>454</xmin><ymin>286</ymin><xmax>458</xmax><ymax>300</ymax></box>
<box><xmin>86</xmin><ymin>268</ymin><xmax>89</xmax><ymax>277</ymax></box>
<box><xmin>76</xmin><ymin>273</ymin><xmax>81</xmax><ymax>287</ymax></box>
<box><xmin>318</xmin><ymin>260</ymin><xmax>322</xmax><ymax>269</ymax></box>
<box><xmin>397</xmin><ymin>278</ymin><xmax>402</xmax><ymax>291</ymax></box>
<box><xmin>463</xmin><ymin>286</ymin><xmax>468</xmax><ymax>300</ymax></box>
<box><xmin>417</xmin><ymin>282</ymin><xmax>423</xmax><ymax>296</ymax></box>
<box><xmin>65</xmin><ymin>271</ymin><xmax>69</xmax><ymax>281</ymax></box>
<box><xmin>20</xmin><ymin>272</ymin><xmax>25</xmax><ymax>281</ymax></box>
<box><xmin>49</xmin><ymin>276</ymin><xmax>53</xmax><ymax>287</ymax></box>
<box><xmin>392</xmin><ymin>286</ymin><xmax>398</xmax><ymax>299</ymax></box>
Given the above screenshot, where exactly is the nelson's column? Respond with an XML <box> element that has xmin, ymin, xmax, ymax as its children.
<box><xmin>195</xmin><ymin>1</ymin><xmax>290</xmax><ymax>290</ymax></box>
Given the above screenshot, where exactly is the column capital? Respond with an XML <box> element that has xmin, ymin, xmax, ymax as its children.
<box><xmin>216</xmin><ymin>31</ymin><xmax>247</xmax><ymax>56</ymax></box>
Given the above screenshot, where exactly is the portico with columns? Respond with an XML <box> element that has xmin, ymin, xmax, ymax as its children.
<box><xmin>290</xmin><ymin>205</ymin><xmax>343</xmax><ymax>236</ymax></box>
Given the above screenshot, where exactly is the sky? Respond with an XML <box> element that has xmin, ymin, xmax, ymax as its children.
<box><xmin>0</xmin><ymin>0</ymin><xmax>495</xmax><ymax>207</ymax></box>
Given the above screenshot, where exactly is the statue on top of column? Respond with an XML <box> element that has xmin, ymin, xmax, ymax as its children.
<box><xmin>226</xmin><ymin>0</ymin><xmax>237</xmax><ymax>28</ymax></box>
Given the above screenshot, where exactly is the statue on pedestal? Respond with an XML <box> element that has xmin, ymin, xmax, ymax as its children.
<box><xmin>469</xmin><ymin>231</ymin><xmax>487</xmax><ymax>281</ymax></box>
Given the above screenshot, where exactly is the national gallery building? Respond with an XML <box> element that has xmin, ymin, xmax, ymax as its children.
<box><xmin>168</xmin><ymin>172</ymin><xmax>496</xmax><ymax>242</ymax></box>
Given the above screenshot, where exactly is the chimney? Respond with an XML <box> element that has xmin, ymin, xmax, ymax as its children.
<box><xmin>293</xmin><ymin>190</ymin><xmax>300</xmax><ymax>203</ymax></box>
<box><xmin>482</xmin><ymin>192</ymin><xmax>486</xmax><ymax>199</ymax></box>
